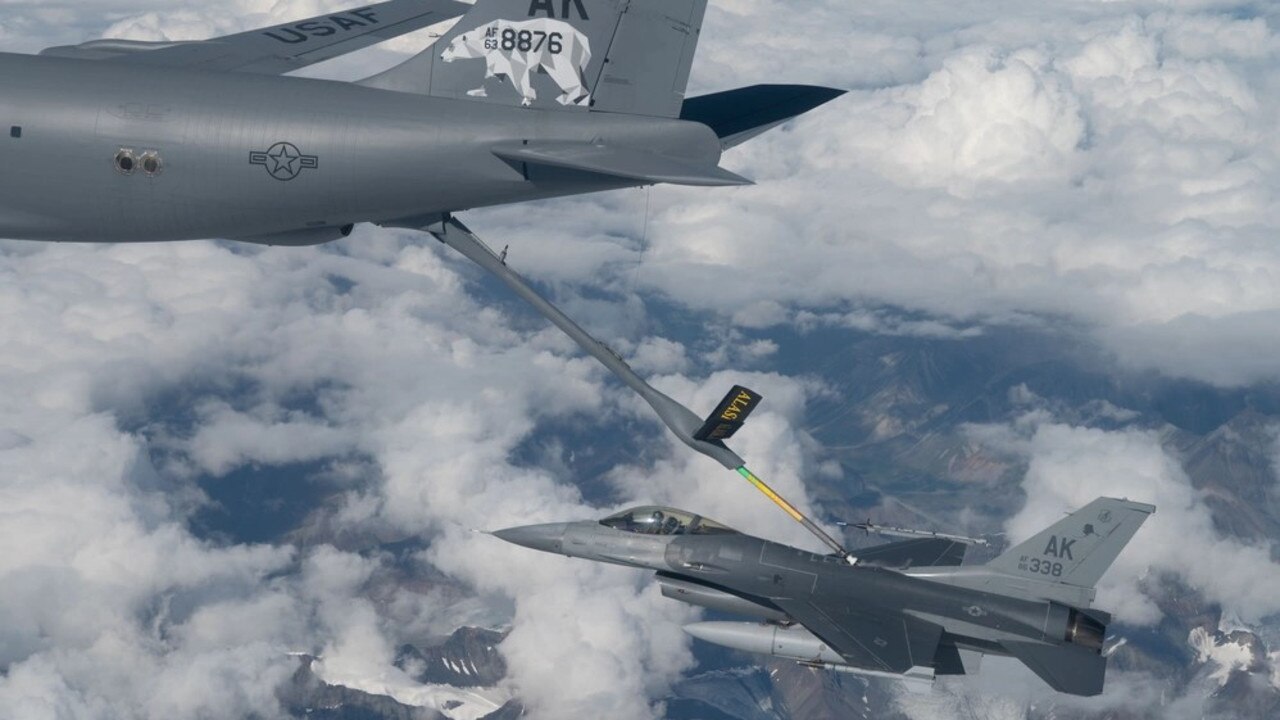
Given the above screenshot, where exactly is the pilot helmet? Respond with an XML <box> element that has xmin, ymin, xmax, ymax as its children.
<box><xmin>648</xmin><ymin>510</ymin><xmax>665</xmax><ymax>531</ymax></box>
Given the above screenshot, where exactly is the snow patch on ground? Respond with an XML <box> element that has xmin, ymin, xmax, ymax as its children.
<box><xmin>312</xmin><ymin>659</ymin><xmax>509</xmax><ymax>720</ymax></box>
<box><xmin>1188</xmin><ymin>627</ymin><xmax>1257</xmax><ymax>686</ymax></box>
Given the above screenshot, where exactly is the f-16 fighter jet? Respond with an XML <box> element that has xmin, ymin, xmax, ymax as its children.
<box><xmin>494</xmin><ymin>497</ymin><xmax>1155</xmax><ymax>696</ymax></box>
<box><xmin>1</xmin><ymin>0</ymin><xmax>843</xmax><ymax>244</ymax></box>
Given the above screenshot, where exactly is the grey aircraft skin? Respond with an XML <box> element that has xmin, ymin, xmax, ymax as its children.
<box><xmin>495</xmin><ymin>497</ymin><xmax>1156</xmax><ymax>696</ymax></box>
<box><xmin>0</xmin><ymin>0</ymin><xmax>844</xmax><ymax>245</ymax></box>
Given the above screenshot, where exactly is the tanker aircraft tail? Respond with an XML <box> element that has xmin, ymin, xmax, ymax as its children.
<box><xmin>362</xmin><ymin>0</ymin><xmax>709</xmax><ymax>117</ymax></box>
<box><xmin>680</xmin><ymin>84</ymin><xmax>850</xmax><ymax>149</ymax></box>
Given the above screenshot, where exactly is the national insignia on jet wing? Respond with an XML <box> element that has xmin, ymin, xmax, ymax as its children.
<box><xmin>249</xmin><ymin>142</ymin><xmax>319</xmax><ymax>181</ymax></box>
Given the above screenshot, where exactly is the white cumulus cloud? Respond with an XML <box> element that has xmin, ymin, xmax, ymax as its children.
<box><xmin>967</xmin><ymin>416</ymin><xmax>1280</xmax><ymax>624</ymax></box>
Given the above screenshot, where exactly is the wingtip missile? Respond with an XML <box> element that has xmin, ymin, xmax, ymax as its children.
<box><xmin>839</xmin><ymin>520</ymin><xmax>990</xmax><ymax>547</ymax></box>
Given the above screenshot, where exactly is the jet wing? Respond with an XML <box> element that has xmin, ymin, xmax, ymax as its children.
<box><xmin>773</xmin><ymin>598</ymin><xmax>943</xmax><ymax>674</ymax></box>
<box><xmin>856</xmin><ymin>538</ymin><xmax>967</xmax><ymax>569</ymax></box>
<box><xmin>40</xmin><ymin>0</ymin><xmax>471</xmax><ymax>75</ymax></box>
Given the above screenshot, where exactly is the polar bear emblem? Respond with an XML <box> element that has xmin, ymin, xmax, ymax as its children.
<box><xmin>441</xmin><ymin>19</ymin><xmax>592</xmax><ymax>107</ymax></box>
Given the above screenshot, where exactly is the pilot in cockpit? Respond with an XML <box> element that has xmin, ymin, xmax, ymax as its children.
<box><xmin>600</xmin><ymin>507</ymin><xmax>736</xmax><ymax>537</ymax></box>
<box><xmin>638</xmin><ymin>509</ymin><xmax>667</xmax><ymax>534</ymax></box>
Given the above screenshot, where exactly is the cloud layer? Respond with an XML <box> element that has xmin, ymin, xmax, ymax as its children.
<box><xmin>636</xmin><ymin>1</ymin><xmax>1280</xmax><ymax>386</ymax></box>
<box><xmin>2</xmin><ymin>0</ymin><xmax>1280</xmax><ymax>718</ymax></box>
<box><xmin>967</xmin><ymin>415</ymin><xmax>1280</xmax><ymax>624</ymax></box>
<box><xmin>0</xmin><ymin>234</ymin><xmax>772</xmax><ymax>719</ymax></box>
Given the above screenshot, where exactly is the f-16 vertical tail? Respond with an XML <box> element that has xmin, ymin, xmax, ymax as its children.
<box><xmin>987</xmin><ymin>497</ymin><xmax>1155</xmax><ymax>590</ymax></box>
<box><xmin>361</xmin><ymin>0</ymin><xmax>708</xmax><ymax>117</ymax></box>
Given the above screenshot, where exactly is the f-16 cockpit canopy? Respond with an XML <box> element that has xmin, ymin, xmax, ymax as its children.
<box><xmin>600</xmin><ymin>506</ymin><xmax>737</xmax><ymax>536</ymax></box>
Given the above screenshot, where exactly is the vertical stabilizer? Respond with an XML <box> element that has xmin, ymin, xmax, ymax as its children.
<box><xmin>360</xmin><ymin>0</ymin><xmax>708</xmax><ymax>117</ymax></box>
<box><xmin>986</xmin><ymin>497</ymin><xmax>1154</xmax><ymax>589</ymax></box>
<box><xmin>586</xmin><ymin>0</ymin><xmax>708</xmax><ymax>117</ymax></box>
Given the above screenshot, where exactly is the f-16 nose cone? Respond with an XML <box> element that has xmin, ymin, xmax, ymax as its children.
<box><xmin>492</xmin><ymin>523</ymin><xmax>568</xmax><ymax>554</ymax></box>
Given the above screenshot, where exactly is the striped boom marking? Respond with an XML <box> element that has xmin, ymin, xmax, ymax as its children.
<box><xmin>737</xmin><ymin>466</ymin><xmax>849</xmax><ymax>558</ymax></box>
<box><xmin>737</xmin><ymin>466</ymin><xmax>806</xmax><ymax>522</ymax></box>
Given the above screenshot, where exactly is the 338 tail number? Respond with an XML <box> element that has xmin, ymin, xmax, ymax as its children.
<box><xmin>1027</xmin><ymin>558</ymin><xmax>1063</xmax><ymax>577</ymax></box>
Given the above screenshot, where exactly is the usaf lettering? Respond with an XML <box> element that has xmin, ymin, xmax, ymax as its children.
<box><xmin>263</xmin><ymin>7</ymin><xmax>380</xmax><ymax>44</ymax></box>
<box><xmin>528</xmin><ymin>0</ymin><xmax>589</xmax><ymax>20</ymax></box>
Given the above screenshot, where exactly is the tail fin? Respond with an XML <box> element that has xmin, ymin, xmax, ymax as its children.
<box><xmin>986</xmin><ymin>497</ymin><xmax>1154</xmax><ymax>589</ymax></box>
<box><xmin>360</xmin><ymin>0</ymin><xmax>708</xmax><ymax>117</ymax></box>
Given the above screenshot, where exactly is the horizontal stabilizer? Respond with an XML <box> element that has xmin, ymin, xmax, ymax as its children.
<box><xmin>693</xmin><ymin>386</ymin><xmax>764</xmax><ymax>442</ymax></box>
<box><xmin>857</xmin><ymin>538</ymin><xmax>967</xmax><ymax>569</ymax></box>
<box><xmin>680</xmin><ymin>84</ymin><xmax>847</xmax><ymax>149</ymax></box>
<box><xmin>1003</xmin><ymin>641</ymin><xmax>1107</xmax><ymax>696</ymax></box>
<box><xmin>491</xmin><ymin>142</ymin><xmax>752</xmax><ymax>187</ymax></box>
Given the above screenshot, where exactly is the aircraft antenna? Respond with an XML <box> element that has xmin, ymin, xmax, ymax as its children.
<box><xmin>425</xmin><ymin>215</ymin><xmax>853</xmax><ymax>560</ymax></box>
<box><xmin>837</xmin><ymin>519</ymin><xmax>990</xmax><ymax>547</ymax></box>
<box><xmin>626</xmin><ymin>186</ymin><xmax>652</xmax><ymax>314</ymax></box>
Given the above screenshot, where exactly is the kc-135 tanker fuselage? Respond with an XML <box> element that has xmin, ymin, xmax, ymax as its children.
<box><xmin>0</xmin><ymin>0</ymin><xmax>843</xmax><ymax>245</ymax></box>
<box><xmin>0</xmin><ymin>51</ymin><xmax>719</xmax><ymax>243</ymax></box>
